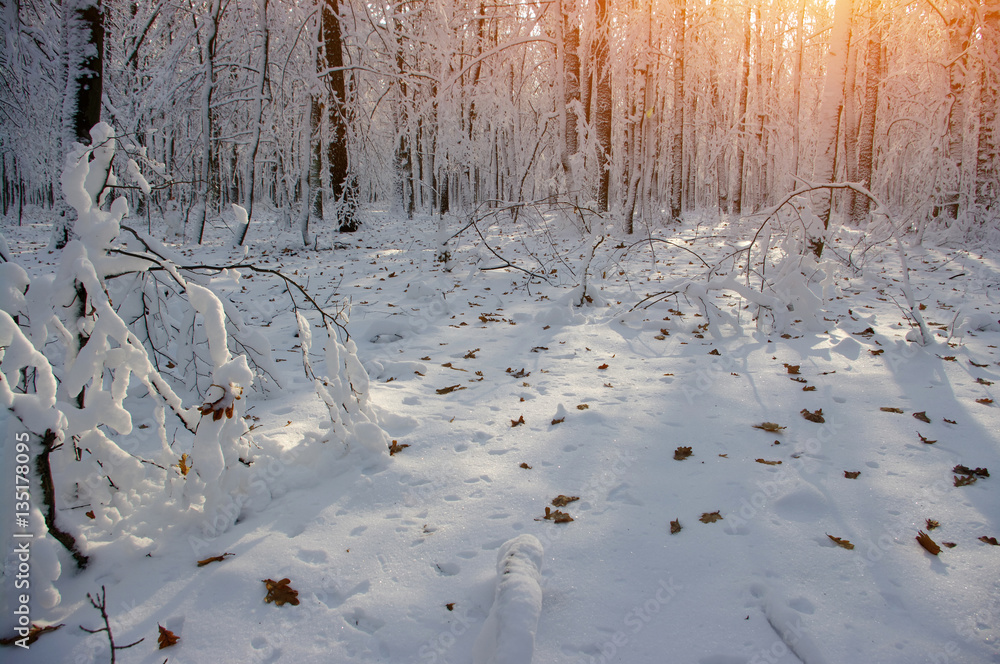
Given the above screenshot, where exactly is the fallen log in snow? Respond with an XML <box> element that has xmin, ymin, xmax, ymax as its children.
<box><xmin>473</xmin><ymin>534</ymin><xmax>544</xmax><ymax>664</ymax></box>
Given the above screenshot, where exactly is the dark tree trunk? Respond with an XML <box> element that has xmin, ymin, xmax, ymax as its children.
<box><xmin>670</xmin><ymin>0</ymin><xmax>685</xmax><ymax>223</ymax></box>
<box><xmin>322</xmin><ymin>0</ymin><xmax>358</xmax><ymax>232</ymax></box>
<box><xmin>67</xmin><ymin>0</ymin><xmax>104</xmax><ymax>145</ymax></box>
<box><xmin>54</xmin><ymin>0</ymin><xmax>104</xmax><ymax>249</ymax></box>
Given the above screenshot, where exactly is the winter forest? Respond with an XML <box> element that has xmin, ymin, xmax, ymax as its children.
<box><xmin>2</xmin><ymin>0</ymin><xmax>1000</xmax><ymax>661</ymax></box>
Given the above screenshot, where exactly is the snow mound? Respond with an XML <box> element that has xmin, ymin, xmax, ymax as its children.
<box><xmin>473</xmin><ymin>534</ymin><xmax>544</xmax><ymax>664</ymax></box>
<box><xmin>956</xmin><ymin>313</ymin><xmax>1000</xmax><ymax>334</ymax></box>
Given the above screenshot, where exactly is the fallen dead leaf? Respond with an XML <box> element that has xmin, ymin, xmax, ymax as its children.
<box><xmin>389</xmin><ymin>440</ymin><xmax>410</xmax><ymax>456</ymax></box>
<box><xmin>551</xmin><ymin>495</ymin><xmax>580</xmax><ymax>507</ymax></box>
<box><xmin>699</xmin><ymin>511</ymin><xmax>723</xmax><ymax>524</ymax></box>
<box><xmin>755</xmin><ymin>458</ymin><xmax>782</xmax><ymax>466</ymax></box>
<box><xmin>916</xmin><ymin>531</ymin><xmax>942</xmax><ymax>555</ymax></box>
<box><xmin>0</xmin><ymin>623</ymin><xmax>64</xmax><ymax>647</ymax></box>
<box><xmin>674</xmin><ymin>446</ymin><xmax>693</xmax><ymax>460</ymax></box>
<box><xmin>801</xmin><ymin>408</ymin><xmax>825</xmax><ymax>423</ymax></box>
<box><xmin>828</xmin><ymin>535</ymin><xmax>855</xmax><ymax>550</ymax></box>
<box><xmin>511</xmin><ymin>415</ymin><xmax>525</xmax><ymax>427</ymax></box>
<box><xmin>175</xmin><ymin>453</ymin><xmax>191</xmax><ymax>476</ymax></box>
<box><xmin>926</xmin><ymin>519</ymin><xmax>939</xmax><ymax>530</ymax></box>
<box><xmin>979</xmin><ymin>536</ymin><xmax>999</xmax><ymax>546</ymax></box>
<box><xmin>670</xmin><ymin>519</ymin><xmax>682</xmax><ymax>534</ymax></box>
<box><xmin>913</xmin><ymin>411</ymin><xmax>931</xmax><ymax>423</ymax></box>
<box><xmin>880</xmin><ymin>407</ymin><xmax>904</xmax><ymax>414</ymax></box>
<box><xmin>536</xmin><ymin>507</ymin><xmax>573</xmax><ymax>523</ymax></box>
<box><xmin>197</xmin><ymin>553</ymin><xmax>234</xmax><ymax>567</ymax></box>
<box><xmin>436</xmin><ymin>384</ymin><xmax>466</xmax><ymax>395</ymax></box>
<box><xmin>844</xmin><ymin>471</ymin><xmax>861</xmax><ymax>479</ymax></box>
<box><xmin>752</xmin><ymin>422</ymin><xmax>786</xmax><ymax>433</ymax></box>
<box><xmin>157</xmin><ymin>625</ymin><xmax>179</xmax><ymax>649</ymax></box>
<box><xmin>263</xmin><ymin>578</ymin><xmax>300</xmax><ymax>606</ymax></box>
<box><xmin>954</xmin><ymin>465</ymin><xmax>989</xmax><ymax>477</ymax></box>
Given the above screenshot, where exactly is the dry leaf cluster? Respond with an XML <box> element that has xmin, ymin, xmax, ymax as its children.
<box><xmin>801</xmin><ymin>408</ymin><xmax>824</xmax><ymax>423</ymax></box>
<box><xmin>537</xmin><ymin>507</ymin><xmax>574</xmax><ymax>523</ymax></box>
<box><xmin>263</xmin><ymin>578</ymin><xmax>300</xmax><ymax>606</ymax></box>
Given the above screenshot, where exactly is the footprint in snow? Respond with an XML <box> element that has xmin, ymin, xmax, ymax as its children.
<box><xmin>342</xmin><ymin>607</ymin><xmax>385</xmax><ymax>634</ymax></box>
<box><xmin>296</xmin><ymin>548</ymin><xmax>328</xmax><ymax>565</ymax></box>
<box><xmin>250</xmin><ymin>635</ymin><xmax>282</xmax><ymax>663</ymax></box>
<box><xmin>435</xmin><ymin>562</ymin><xmax>461</xmax><ymax>576</ymax></box>
<box><xmin>319</xmin><ymin>580</ymin><xmax>371</xmax><ymax>609</ymax></box>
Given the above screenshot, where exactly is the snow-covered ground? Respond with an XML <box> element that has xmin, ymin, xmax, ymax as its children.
<box><xmin>3</xmin><ymin>209</ymin><xmax>999</xmax><ymax>664</ymax></box>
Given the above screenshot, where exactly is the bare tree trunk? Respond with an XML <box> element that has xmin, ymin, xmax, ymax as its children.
<box><xmin>942</xmin><ymin>9</ymin><xmax>973</xmax><ymax>223</ymax></box>
<box><xmin>304</xmin><ymin>94</ymin><xmax>323</xmax><ymax>242</ymax></box>
<box><xmin>196</xmin><ymin>0</ymin><xmax>222</xmax><ymax>245</ymax></box>
<box><xmin>322</xmin><ymin>0</ymin><xmax>357</xmax><ymax>232</ymax></box>
<box><xmin>843</xmin><ymin>30</ymin><xmax>860</xmax><ymax>221</ymax></box>
<box><xmin>669</xmin><ymin>0</ymin><xmax>685</xmax><ymax>222</ymax></box>
<box><xmin>975</xmin><ymin>0</ymin><xmax>1000</xmax><ymax>219</ymax></box>
<box><xmin>54</xmin><ymin>0</ymin><xmax>104</xmax><ymax>249</ymax></box>
<box><xmin>791</xmin><ymin>0</ymin><xmax>805</xmax><ymax>184</ymax></box>
<box><xmin>809</xmin><ymin>0</ymin><xmax>853</xmax><ymax>256</ymax></box>
<box><xmin>238</xmin><ymin>0</ymin><xmax>270</xmax><ymax>246</ymax></box>
<box><xmin>852</xmin><ymin>0</ymin><xmax>881</xmax><ymax>225</ymax></box>
<box><xmin>560</xmin><ymin>0</ymin><xmax>581</xmax><ymax>194</ymax></box>
<box><xmin>594</xmin><ymin>0</ymin><xmax>612</xmax><ymax>212</ymax></box>
<box><xmin>732</xmin><ymin>2</ymin><xmax>750</xmax><ymax>216</ymax></box>
<box><xmin>709</xmin><ymin>0</ymin><xmax>726</xmax><ymax>212</ymax></box>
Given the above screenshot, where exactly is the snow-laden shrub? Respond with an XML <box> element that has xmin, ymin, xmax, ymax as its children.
<box><xmin>0</xmin><ymin>312</ymin><xmax>68</xmax><ymax>619</ymax></box>
<box><xmin>296</xmin><ymin>313</ymin><xmax>390</xmax><ymax>472</ymax></box>
<box><xmin>0</xmin><ymin>124</ymin><xmax>267</xmax><ymax>610</ymax></box>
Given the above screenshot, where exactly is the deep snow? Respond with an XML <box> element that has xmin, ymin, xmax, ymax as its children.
<box><xmin>2</xmin><ymin>208</ymin><xmax>999</xmax><ymax>664</ymax></box>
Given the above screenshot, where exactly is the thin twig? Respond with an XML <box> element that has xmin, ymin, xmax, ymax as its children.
<box><xmin>79</xmin><ymin>586</ymin><xmax>144</xmax><ymax>664</ymax></box>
